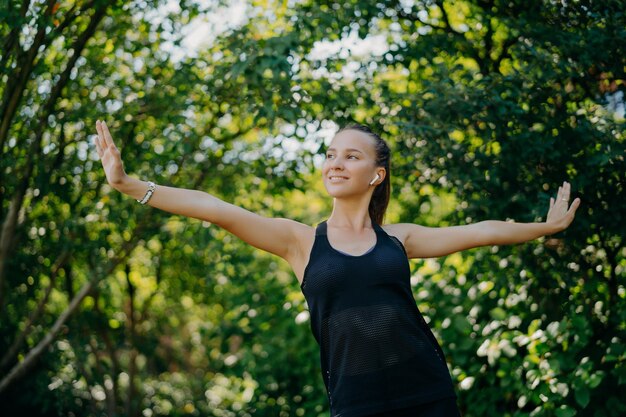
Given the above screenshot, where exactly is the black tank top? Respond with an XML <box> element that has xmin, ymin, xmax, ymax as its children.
<box><xmin>300</xmin><ymin>220</ymin><xmax>457</xmax><ymax>417</ymax></box>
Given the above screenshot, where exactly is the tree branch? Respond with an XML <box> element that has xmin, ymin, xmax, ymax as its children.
<box><xmin>0</xmin><ymin>215</ymin><xmax>152</xmax><ymax>394</ymax></box>
<box><xmin>87</xmin><ymin>336</ymin><xmax>117</xmax><ymax>416</ymax></box>
<box><xmin>395</xmin><ymin>6</ymin><xmax>446</xmax><ymax>30</ymax></box>
<box><xmin>434</xmin><ymin>0</ymin><xmax>486</xmax><ymax>73</ymax></box>
<box><xmin>0</xmin><ymin>249</ymin><xmax>71</xmax><ymax>373</ymax></box>
<box><xmin>0</xmin><ymin>0</ymin><xmax>31</xmax><ymax>77</ymax></box>
<box><xmin>124</xmin><ymin>262</ymin><xmax>138</xmax><ymax>417</ymax></box>
<box><xmin>0</xmin><ymin>4</ymin><xmax>107</xmax><ymax>312</ymax></box>
<box><xmin>493</xmin><ymin>36</ymin><xmax>517</xmax><ymax>71</ymax></box>
<box><xmin>0</xmin><ymin>0</ymin><xmax>56</xmax><ymax>153</ymax></box>
<box><xmin>70</xmin><ymin>337</ymin><xmax>100</xmax><ymax>415</ymax></box>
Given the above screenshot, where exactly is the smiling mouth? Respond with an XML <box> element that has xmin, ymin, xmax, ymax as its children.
<box><xmin>329</xmin><ymin>176</ymin><xmax>349</xmax><ymax>180</ymax></box>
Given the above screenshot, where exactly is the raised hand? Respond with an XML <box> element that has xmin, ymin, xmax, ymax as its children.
<box><xmin>94</xmin><ymin>120</ymin><xmax>128</xmax><ymax>188</ymax></box>
<box><xmin>546</xmin><ymin>181</ymin><xmax>581</xmax><ymax>232</ymax></box>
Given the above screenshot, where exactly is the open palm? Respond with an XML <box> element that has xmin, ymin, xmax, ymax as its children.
<box><xmin>546</xmin><ymin>181</ymin><xmax>581</xmax><ymax>232</ymax></box>
<box><xmin>94</xmin><ymin>120</ymin><xmax>128</xmax><ymax>188</ymax></box>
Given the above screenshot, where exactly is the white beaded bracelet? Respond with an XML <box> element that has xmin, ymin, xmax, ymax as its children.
<box><xmin>137</xmin><ymin>181</ymin><xmax>156</xmax><ymax>204</ymax></box>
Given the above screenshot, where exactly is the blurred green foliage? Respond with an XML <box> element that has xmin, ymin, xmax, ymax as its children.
<box><xmin>0</xmin><ymin>0</ymin><xmax>624</xmax><ymax>416</ymax></box>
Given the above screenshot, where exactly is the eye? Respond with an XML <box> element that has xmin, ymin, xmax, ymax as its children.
<box><xmin>348</xmin><ymin>155</ymin><xmax>358</xmax><ymax>159</ymax></box>
<box><xmin>325</xmin><ymin>153</ymin><xmax>334</xmax><ymax>159</ymax></box>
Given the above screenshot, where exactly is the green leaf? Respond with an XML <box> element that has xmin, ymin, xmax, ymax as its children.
<box><xmin>588</xmin><ymin>371</ymin><xmax>604</xmax><ymax>388</ymax></box>
<box><xmin>489</xmin><ymin>307</ymin><xmax>507</xmax><ymax>320</ymax></box>
<box><xmin>555</xmin><ymin>405</ymin><xmax>576</xmax><ymax>417</ymax></box>
<box><xmin>575</xmin><ymin>386</ymin><xmax>590</xmax><ymax>408</ymax></box>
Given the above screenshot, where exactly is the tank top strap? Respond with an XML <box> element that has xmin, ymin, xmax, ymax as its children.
<box><xmin>371</xmin><ymin>221</ymin><xmax>385</xmax><ymax>234</ymax></box>
<box><xmin>377</xmin><ymin>222</ymin><xmax>409</xmax><ymax>257</ymax></box>
<box><xmin>315</xmin><ymin>221</ymin><xmax>328</xmax><ymax>236</ymax></box>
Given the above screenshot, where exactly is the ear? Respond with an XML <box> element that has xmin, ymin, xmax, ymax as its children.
<box><xmin>376</xmin><ymin>168</ymin><xmax>386</xmax><ymax>182</ymax></box>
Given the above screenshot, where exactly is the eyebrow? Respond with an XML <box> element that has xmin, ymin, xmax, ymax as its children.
<box><xmin>326</xmin><ymin>147</ymin><xmax>364</xmax><ymax>154</ymax></box>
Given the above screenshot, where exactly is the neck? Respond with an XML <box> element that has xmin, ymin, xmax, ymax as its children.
<box><xmin>327</xmin><ymin>195</ymin><xmax>373</xmax><ymax>230</ymax></box>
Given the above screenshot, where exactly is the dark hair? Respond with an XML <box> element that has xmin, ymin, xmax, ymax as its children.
<box><xmin>336</xmin><ymin>123</ymin><xmax>391</xmax><ymax>225</ymax></box>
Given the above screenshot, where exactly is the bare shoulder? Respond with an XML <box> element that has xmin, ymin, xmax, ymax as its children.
<box><xmin>380</xmin><ymin>221</ymin><xmax>488</xmax><ymax>259</ymax></box>
<box><xmin>380</xmin><ymin>223</ymin><xmax>411</xmax><ymax>244</ymax></box>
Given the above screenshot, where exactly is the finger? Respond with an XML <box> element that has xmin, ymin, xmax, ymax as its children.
<box><xmin>94</xmin><ymin>122</ymin><xmax>103</xmax><ymax>150</ymax></box>
<box><xmin>102</xmin><ymin>121</ymin><xmax>115</xmax><ymax>149</ymax></box>
<box><xmin>98</xmin><ymin>121</ymin><xmax>109</xmax><ymax>149</ymax></box>
<box><xmin>96</xmin><ymin>121</ymin><xmax>105</xmax><ymax>148</ymax></box>
<box><xmin>562</xmin><ymin>182</ymin><xmax>570</xmax><ymax>200</ymax></box>
<box><xmin>568</xmin><ymin>198</ymin><xmax>581</xmax><ymax>214</ymax></box>
<box><xmin>557</xmin><ymin>186</ymin><xmax>562</xmax><ymax>200</ymax></box>
<box><xmin>94</xmin><ymin>134</ymin><xmax>102</xmax><ymax>157</ymax></box>
<box><xmin>549</xmin><ymin>197</ymin><xmax>554</xmax><ymax>210</ymax></box>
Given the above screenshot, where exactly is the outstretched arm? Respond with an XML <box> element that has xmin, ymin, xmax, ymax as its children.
<box><xmin>93</xmin><ymin>120</ymin><xmax>307</xmax><ymax>262</ymax></box>
<box><xmin>389</xmin><ymin>181</ymin><xmax>581</xmax><ymax>259</ymax></box>
<box><xmin>483</xmin><ymin>181</ymin><xmax>581</xmax><ymax>245</ymax></box>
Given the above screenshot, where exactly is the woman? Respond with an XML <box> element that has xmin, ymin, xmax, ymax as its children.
<box><xmin>93</xmin><ymin>120</ymin><xmax>581</xmax><ymax>417</ymax></box>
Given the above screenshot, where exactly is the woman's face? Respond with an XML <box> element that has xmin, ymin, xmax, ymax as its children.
<box><xmin>322</xmin><ymin>129</ymin><xmax>383</xmax><ymax>198</ymax></box>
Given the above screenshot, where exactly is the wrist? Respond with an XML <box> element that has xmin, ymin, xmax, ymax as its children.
<box><xmin>112</xmin><ymin>175</ymin><xmax>131</xmax><ymax>192</ymax></box>
<box><xmin>544</xmin><ymin>221</ymin><xmax>563</xmax><ymax>235</ymax></box>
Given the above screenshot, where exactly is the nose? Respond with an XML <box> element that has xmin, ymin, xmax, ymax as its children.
<box><xmin>328</xmin><ymin>156</ymin><xmax>344</xmax><ymax>170</ymax></box>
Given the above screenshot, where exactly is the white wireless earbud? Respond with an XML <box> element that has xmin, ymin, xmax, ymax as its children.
<box><xmin>369</xmin><ymin>174</ymin><xmax>380</xmax><ymax>185</ymax></box>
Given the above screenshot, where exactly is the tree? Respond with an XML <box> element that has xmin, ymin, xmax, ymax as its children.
<box><xmin>1</xmin><ymin>0</ymin><xmax>624</xmax><ymax>415</ymax></box>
